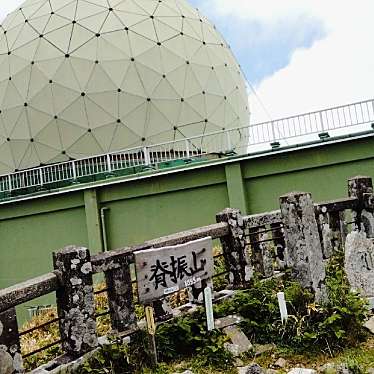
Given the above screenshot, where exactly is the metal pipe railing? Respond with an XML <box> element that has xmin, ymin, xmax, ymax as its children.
<box><xmin>0</xmin><ymin>98</ymin><xmax>373</xmax><ymax>195</ymax></box>
<box><xmin>249</xmin><ymin>98</ymin><xmax>374</xmax><ymax>145</ymax></box>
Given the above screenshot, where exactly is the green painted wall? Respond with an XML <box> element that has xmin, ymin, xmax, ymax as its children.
<box><xmin>1</xmin><ymin>134</ymin><xmax>374</xmax><ymax>322</ymax></box>
<box><xmin>104</xmin><ymin>184</ymin><xmax>229</xmax><ymax>248</ymax></box>
<box><xmin>243</xmin><ymin>137</ymin><xmax>374</xmax><ymax>212</ymax></box>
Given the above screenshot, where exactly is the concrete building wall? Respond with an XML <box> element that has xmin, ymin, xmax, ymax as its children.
<box><xmin>1</xmin><ymin>134</ymin><xmax>374</xmax><ymax>320</ymax></box>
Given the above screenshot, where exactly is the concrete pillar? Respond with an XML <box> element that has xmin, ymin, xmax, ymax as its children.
<box><xmin>280</xmin><ymin>192</ymin><xmax>326</xmax><ymax>301</ymax></box>
<box><xmin>84</xmin><ymin>189</ymin><xmax>103</xmax><ymax>253</ymax></box>
<box><xmin>0</xmin><ymin>308</ymin><xmax>23</xmax><ymax>373</ymax></box>
<box><xmin>216</xmin><ymin>208</ymin><xmax>252</xmax><ymax>288</ymax></box>
<box><xmin>105</xmin><ymin>255</ymin><xmax>136</xmax><ymax>332</ymax></box>
<box><xmin>225</xmin><ymin>163</ymin><xmax>248</xmax><ymax>215</ymax></box>
<box><xmin>53</xmin><ymin>246</ymin><xmax>98</xmax><ymax>358</ymax></box>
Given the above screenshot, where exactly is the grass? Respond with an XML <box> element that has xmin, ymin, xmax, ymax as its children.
<box><xmin>150</xmin><ymin>336</ymin><xmax>374</xmax><ymax>374</ymax></box>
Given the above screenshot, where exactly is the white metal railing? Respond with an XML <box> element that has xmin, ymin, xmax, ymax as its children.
<box><xmin>249</xmin><ymin>98</ymin><xmax>374</xmax><ymax>145</ymax></box>
<box><xmin>0</xmin><ymin>127</ymin><xmax>248</xmax><ymax>194</ymax></box>
<box><xmin>0</xmin><ymin>98</ymin><xmax>373</xmax><ymax>196</ymax></box>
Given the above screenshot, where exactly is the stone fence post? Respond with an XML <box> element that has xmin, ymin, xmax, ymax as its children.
<box><xmin>0</xmin><ymin>308</ymin><xmax>23</xmax><ymax>374</ymax></box>
<box><xmin>53</xmin><ymin>246</ymin><xmax>98</xmax><ymax>358</ymax></box>
<box><xmin>348</xmin><ymin>176</ymin><xmax>374</xmax><ymax>237</ymax></box>
<box><xmin>105</xmin><ymin>255</ymin><xmax>137</xmax><ymax>332</ymax></box>
<box><xmin>216</xmin><ymin>208</ymin><xmax>252</xmax><ymax>289</ymax></box>
<box><xmin>280</xmin><ymin>192</ymin><xmax>326</xmax><ymax>301</ymax></box>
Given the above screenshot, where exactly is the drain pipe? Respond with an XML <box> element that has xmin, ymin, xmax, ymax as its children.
<box><xmin>100</xmin><ymin>207</ymin><xmax>110</xmax><ymax>252</ymax></box>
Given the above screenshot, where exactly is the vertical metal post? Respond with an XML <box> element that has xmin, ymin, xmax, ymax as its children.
<box><xmin>271</xmin><ymin>121</ymin><xmax>276</xmax><ymax>142</ymax></box>
<box><xmin>106</xmin><ymin>154</ymin><xmax>112</xmax><ymax>173</ymax></box>
<box><xmin>319</xmin><ymin>111</ymin><xmax>325</xmax><ymax>132</ymax></box>
<box><xmin>72</xmin><ymin>161</ymin><xmax>77</xmax><ymax>180</ymax></box>
<box><xmin>8</xmin><ymin>175</ymin><xmax>12</xmax><ymax>192</ymax></box>
<box><xmin>39</xmin><ymin>168</ymin><xmax>44</xmax><ymax>187</ymax></box>
<box><xmin>185</xmin><ymin>139</ymin><xmax>190</xmax><ymax>158</ymax></box>
<box><xmin>143</xmin><ymin>146</ymin><xmax>150</xmax><ymax>166</ymax></box>
<box><xmin>226</xmin><ymin>130</ymin><xmax>232</xmax><ymax>151</ymax></box>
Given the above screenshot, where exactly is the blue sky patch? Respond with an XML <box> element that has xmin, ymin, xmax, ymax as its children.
<box><xmin>189</xmin><ymin>0</ymin><xmax>327</xmax><ymax>85</ymax></box>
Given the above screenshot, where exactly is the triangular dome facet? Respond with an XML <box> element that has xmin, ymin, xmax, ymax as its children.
<box><xmin>0</xmin><ymin>0</ymin><xmax>249</xmax><ymax>172</ymax></box>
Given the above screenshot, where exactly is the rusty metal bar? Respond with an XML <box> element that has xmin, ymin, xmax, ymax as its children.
<box><xmin>22</xmin><ymin>340</ymin><xmax>63</xmax><ymax>359</ymax></box>
<box><xmin>19</xmin><ymin>317</ymin><xmax>60</xmax><ymax>337</ymax></box>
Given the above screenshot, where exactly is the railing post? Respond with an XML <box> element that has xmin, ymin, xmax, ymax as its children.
<box><xmin>106</xmin><ymin>154</ymin><xmax>112</xmax><ymax>173</ymax></box>
<box><xmin>216</xmin><ymin>208</ymin><xmax>252</xmax><ymax>288</ymax></box>
<box><xmin>105</xmin><ymin>255</ymin><xmax>136</xmax><ymax>332</ymax></box>
<box><xmin>0</xmin><ymin>308</ymin><xmax>24</xmax><ymax>373</ymax></box>
<box><xmin>143</xmin><ymin>147</ymin><xmax>150</xmax><ymax>166</ymax></box>
<box><xmin>185</xmin><ymin>139</ymin><xmax>190</xmax><ymax>158</ymax></box>
<box><xmin>226</xmin><ymin>130</ymin><xmax>232</xmax><ymax>152</ymax></box>
<box><xmin>319</xmin><ymin>111</ymin><xmax>325</xmax><ymax>132</ymax></box>
<box><xmin>271</xmin><ymin>121</ymin><xmax>276</xmax><ymax>142</ymax></box>
<box><xmin>72</xmin><ymin>161</ymin><xmax>77</xmax><ymax>180</ymax></box>
<box><xmin>53</xmin><ymin>246</ymin><xmax>98</xmax><ymax>358</ymax></box>
<box><xmin>39</xmin><ymin>168</ymin><xmax>44</xmax><ymax>187</ymax></box>
<box><xmin>348</xmin><ymin>176</ymin><xmax>374</xmax><ymax>236</ymax></box>
<box><xmin>8</xmin><ymin>175</ymin><xmax>12</xmax><ymax>192</ymax></box>
<box><xmin>280</xmin><ymin>192</ymin><xmax>326</xmax><ymax>301</ymax></box>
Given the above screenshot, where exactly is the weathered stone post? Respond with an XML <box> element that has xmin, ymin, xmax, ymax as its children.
<box><xmin>280</xmin><ymin>192</ymin><xmax>326</xmax><ymax>301</ymax></box>
<box><xmin>0</xmin><ymin>308</ymin><xmax>24</xmax><ymax>374</ymax></box>
<box><xmin>216</xmin><ymin>208</ymin><xmax>252</xmax><ymax>288</ymax></box>
<box><xmin>271</xmin><ymin>223</ymin><xmax>287</xmax><ymax>269</ymax></box>
<box><xmin>53</xmin><ymin>246</ymin><xmax>98</xmax><ymax>358</ymax></box>
<box><xmin>248</xmin><ymin>227</ymin><xmax>273</xmax><ymax>278</ymax></box>
<box><xmin>348</xmin><ymin>176</ymin><xmax>374</xmax><ymax>236</ymax></box>
<box><xmin>317</xmin><ymin>206</ymin><xmax>347</xmax><ymax>259</ymax></box>
<box><xmin>105</xmin><ymin>255</ymin><xmax>137</xmax><ymax>332</ymax></box>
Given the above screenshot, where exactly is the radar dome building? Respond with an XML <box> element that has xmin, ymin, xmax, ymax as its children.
<box><xmin>0</xmin><ymin>0</ymin><xmax>249</xmax><ymax>174</ymax></box>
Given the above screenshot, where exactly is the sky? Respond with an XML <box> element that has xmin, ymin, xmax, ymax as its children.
<box><xmin>1</xmin><ymin>0</ymin><xmax>373</xmax><ymax>123</ymax></box>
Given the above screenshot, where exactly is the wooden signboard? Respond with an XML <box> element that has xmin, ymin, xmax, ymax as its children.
<box><xmin>135</xmin><ymin>237</ymin><xmax>214</xmax><ymax>304</ymax></box>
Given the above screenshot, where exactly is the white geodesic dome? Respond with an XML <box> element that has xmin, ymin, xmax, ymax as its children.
<box><xmin>0</xmin><ymin>0</ymin><xmax>249</xmax><ymax>173</ymax></box>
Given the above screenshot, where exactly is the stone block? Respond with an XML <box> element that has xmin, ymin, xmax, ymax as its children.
<box><xmin>364</xmin><ymin>316</ymin><xmax>374</xmax><ymax>334</ymax></box>
<box><xmin>368</xmin><ymin>297</ymin><xmax>374</xmax><ymax>309</ymax></box>
<box><xmin>215</xmin><ymin>314</ymin><xmax>243</xmax><ymax>329</ymax></box>
<box><xmin>288</xmin><ymin>369</ymin><xmax>316</xmax><ymax>374</ymax></box>
<box><xmin>274</xmin><ymin>358</ymin><xmax>287</xmax><ymax>368</ymax></box>
<box><xmin>0</xmin><ymin>348</ymin><xmax>13</xmax><ymax>374</ymax></box>
<box><xmin>320</xmin><ymin>363</ymin><xmax>337</xmax><ymax>374</ymax></box>
<box><xmin>344</xmin><ymin>231</ymin><xmax>374</xmax><ymax>298</ymax></box>
<box><xmin>280</xmin><ymin>192</ymin><xmax>326</xmax><ymax>301</ymax></box>
<box><xmin>223</xmin><ymin>325</ymin><xmax>252</xmax><ymax>356</ymax></box>
<box><xmin>254</xmin><ymin>343</ymin><xmax>276</xmax><ymax>356</ymax></box>
<box><xmin>216</xmin><ymin>208</ymin><xmax>252</xmax><ymax>288</ymax></box>
<box><xmin>238</xmin><ymin>364</ymin><xmax>265</xmax><ymax>374</ymax></box>
<box><xmin>53</xmin><ymin>246</ymin><xmax>98</xmax><ymax>357</ymax></box>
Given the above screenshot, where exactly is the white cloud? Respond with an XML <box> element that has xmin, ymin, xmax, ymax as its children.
<box><xmin>2</xmin><ymin>0</ymin><xmax>373</xmax><ymax>125</ymax></box>
<box><xmin>0</xmin><ymin>0</ymin><xmax>23</xmax><ymax>24</ymax></box>
<box><xmin>202</xmin><ymin>0</ymin><xmax>374</xmax><ymax>123</ymax></box>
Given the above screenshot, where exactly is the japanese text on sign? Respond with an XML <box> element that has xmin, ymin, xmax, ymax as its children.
<box><xmin>135</xmin><ymin>237</ymin><xmax>214</xmax><ymax>304</ymax></box>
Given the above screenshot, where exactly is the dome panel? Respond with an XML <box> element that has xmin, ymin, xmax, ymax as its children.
<box><xmin>0</xmin><ymin>0</ymin><xmax>249</xmax><ymax>172</ymax></box>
